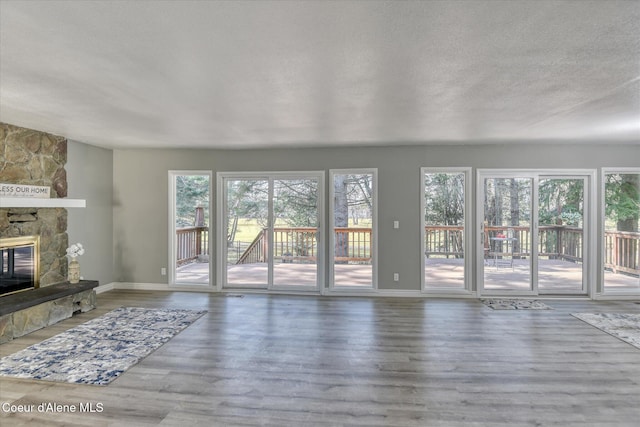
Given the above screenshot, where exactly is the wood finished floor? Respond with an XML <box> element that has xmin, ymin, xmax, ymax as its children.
<box><xmin>1</xmin><ymin>290</ymin><xmax>639</xmax><ymax>426</ymax></box>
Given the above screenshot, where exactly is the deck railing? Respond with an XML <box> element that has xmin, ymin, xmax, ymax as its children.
<box><xmin>176</xmin><ymin>226</ymin><xmax>209</xmax><ymax>266</ymax></box>
<box><xmin>334</xmin><ymin>227</ymin><xmax>371</xmax><ymax>262</ymax></box>
<box><xmin>183</xmin><ymin>224</ymin><xmax>639</xmax><ymax>276</ymax></box>
<box><xmin>236</xmin><ymin>229</ymin><xmax>268</xmax><ymax>264</ymax></box>
<box><xmin>482</xmin><ymin>225</ymin><xmax>587</xmax><ymax>262</ymax></box>
<box><xmin>424</xmin><ymin>225</ymin><xmax>584</xmax><ymax>259</ymax></box>
<box><xmin>274</xmin><ymin>227</ymin><xmax>319</xmax><ymax>261</ymax></box>
<box><xmin>604</xmin><ymin>230</ymin><xmax>640</xmax><ymax>275</ymax></box>
<box><xmin>237</xmin><ymin>227</ymin><xmax>320</xmax><ymax>264</ymax></box>
<box><xmin>425</xmin><ymin>225</ymin><xmax>464</xmax><ymax>258</ymax></box>
<box><xmin>235</xmin><ymin>227</ymin><xmax>369</xmax><ymax>264</ymax></box>
<box><xmin>427</xmin><ymin>225</ymin><xmax>586</xmax><ymax>260</ymax></box>
<box><xmin>425</xmin><ymin>224</ymin><xmax>638</xmax><ymax>276</ymax></box>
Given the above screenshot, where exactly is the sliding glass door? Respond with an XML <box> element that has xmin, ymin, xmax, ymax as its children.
<box><xmin>219</xmin><ymin>172</ymin><xmax>323</xmax><ymax>291</ymax></box>
<box><xmin>478</xmin><ymin>170</ymin><xmax>592</xmax><ymax>296</ymax></box>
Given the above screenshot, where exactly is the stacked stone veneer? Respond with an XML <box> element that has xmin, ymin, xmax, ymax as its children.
<box><xmin>0</xmin><ymin>123</ymin><xmax>96</xmax><ymax>343</ymax></box>
<box><xmin>0</xmin><ymin>123</ymin><xmax>69</xmax><ymax>285</ymax></box>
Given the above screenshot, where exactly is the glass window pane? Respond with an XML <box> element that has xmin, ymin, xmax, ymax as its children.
<box><xmin>332</xmin><ymin>172</ymin><xmax>374</xmax><ymax>287</ymax></box>
<box><xmin>424</xmin><ymin>172</ymin><xmax>465</xmax><ymax>289</ymax></box>
<box><xmin>483</xmin><ymin>177</ymin><xmax>532</xmax><ymax>291</ymax></box>
<box><xmin>225</xmin><ymin>179</ymin><xmax>269</xmax><ymax>286</ymax></box>
<box><xmin>273</xmin><ymin>178</ymin><xmax>319</xmax><ymax>287</ymax></box>
<box><xmin>174</xmin><ymin>174</ymin><xmax>210</xmax><ymax>284</ymax></box>
<box><xmin>537</xmin><ymin>178</ymin><xmax>585</xmax><ymax>293</ymax></box>
<box><xmin>604</xmin><ymin>172</ymin><xmax>640</xmax><ymax>292</ymax></box>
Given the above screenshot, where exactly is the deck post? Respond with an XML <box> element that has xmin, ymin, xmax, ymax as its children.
<box><xmin>195</xmin><ymin>207</ymin><xmax>205</xmax><ymax>256</ymax></box>
<box><xmin>556</xmin><ymin>226</ymin><xmax>562</xmax><ymax>261</ymax></box>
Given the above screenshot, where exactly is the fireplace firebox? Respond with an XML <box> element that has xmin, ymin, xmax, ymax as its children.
<box><xmin>0</xmin><ymin>236</ymin><xmax>40</xmax><ymax>297</ymax></box>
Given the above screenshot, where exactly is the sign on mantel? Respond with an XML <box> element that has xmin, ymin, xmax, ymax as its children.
<box><xmin>0</xmin><ymin>183</ymin><xmax>50</xmax><ymax>198</ymax></box>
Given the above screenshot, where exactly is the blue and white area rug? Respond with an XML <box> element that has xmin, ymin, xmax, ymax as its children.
<box><xmin>0</xmin><ymin>307</ymin><xmax>206</xmax><ymax>385</ymax></box>
<box><xmin>481</xmin><ymin>299</ymin><xmax>552</xmax><ymax>310</ymax></box>
<box><xmin>572</xmin><ymin>313</ymin><xmax>640</xmax><ymax>350</ymax></box>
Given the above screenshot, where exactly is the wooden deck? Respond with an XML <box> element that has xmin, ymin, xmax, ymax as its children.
<box><xmin>176</xmin><ymin>225</ymin><xmax>638</xmax><ymax>293</ymax></box>
<box><xmin>177</xmin><ymin>262</ymin><xmax>374</xmax><ymax>287</ymax></box>
<box><xmin>176</xmin><ymin>260</ymin><xmax>639</xmax><ymax>292</ymax></box>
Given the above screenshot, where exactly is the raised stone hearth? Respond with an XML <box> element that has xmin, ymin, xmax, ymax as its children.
<box><xmin>0</xmin><ymin>280</ymin><xmax>97</xmax><ymax>344</ymax></box>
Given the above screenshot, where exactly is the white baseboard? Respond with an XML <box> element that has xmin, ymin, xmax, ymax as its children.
<box><xmin>113</xmin><ymin>282</ymin><xmax>217</xmax><ymax>293</ymax></box>
<box><xmin>99</xmin><ymin>282</ymin><xmax>638</xmax><ymax>301</ymax></box>
<box><xmin>103</xmin><ymin>283</ymin><xmax>467</xmax><ymax>299</ymax></box>
<box><xmin>594</xmin><ymin>293</ymin><xmax>640</xmax><ymax>301</ymax></box>
<box><xmin>421</xmin><ymin>291</ymin><xmax>478</xmax><ymax>298</ymax></box>
<box><xmin>95</xmin><ymin>282</ymin><xmax>115</xmax><ymax>294</ymax></box>
<box><xmin>113</xmin><ymin>282</ymin><xmax>171</xmax><ymax>291</ymax></box>
<box><xmin>374</xmin><ymin>289</ymin><xmax>424</xmax><ymax>297</ymax></box>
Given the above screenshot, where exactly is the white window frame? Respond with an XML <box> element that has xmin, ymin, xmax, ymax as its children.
<box><xmin>600</xmin><ymin>167</ymin><xmax>640</xmax><ymax>298</ymax></box>
<box><xmin>420</xmin><ymin>167</ymin><xmax>473</xmax><ymax>295</ymax></box>
<box><xmin>476</xmin><ymin>168</ymin><xmax>596</xmax><ymax>298</ymax></box>
<box><xmin>328</xmin><ymin>168</ymin><xmax>378</xmax><ymax>292</ymax></box>
<box><xmin>217</xmin><ymin>171</ymin><xmax>325</xmax><ymax>292</ymax></box>
<box><xmin>168</xmin><ymin>170</ymin><xmax>213</xmax><ymax>288</ymax></box>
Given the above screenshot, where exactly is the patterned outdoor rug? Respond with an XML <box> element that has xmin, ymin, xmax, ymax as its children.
<box><xmin>572</xmin><ymin>313</ymin><xmax>640</xmax><ymax>350</ymax></box>
<box><xmin>0</xmin><ymin>307</ymin><xmax>206</xmax><ymax>385</ymax></box>
<box><xmin>481</xmin><ymin>299</ymin><xmax>552</xmax><ymax>310</ymax></box>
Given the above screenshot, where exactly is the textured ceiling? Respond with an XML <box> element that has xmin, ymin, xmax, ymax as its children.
<box><xmin>0</xmin><ymin>0</ymin><xmax>639</xmax><ymax>149</ymax></box>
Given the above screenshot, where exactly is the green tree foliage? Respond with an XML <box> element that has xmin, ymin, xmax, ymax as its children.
<box><xmin>424</xmin><ymin>173</ymin><xmax>464</xmax><ymax>226</ymax></box>
<box><xmin>424</xmin><ymin>173</ymin><xmax>465</xmax><ymax>258</ymax></box>
<box><xmin>538</xmin><ymin>179</ymin><xmax>583</xmax><ymax>226</ymax></box>
<box><xmin>226</xmin><ymin>180</ymin><xmax>269</xmax><ymax>243</ymax></box>
<box><xmin>605</xmin><ymin>173</ymin><xmax>640</xmax><ymax>232</ymax></box>
<box><xmin>227</xmin><ymin>180</ymin><xmax>269</xmax><ymax>224</ymax></box>
<box><xmin>175</xmin><ymin>175</ymin><xmax>210</xmax><ymax>227</ymax></box>
<box><xmin>274</xmin><ymin>179</ymin><xmax>318</xmax><ymax>227</ymax></box>
<box><xmin>225</xmin><ymin>179</ymin><xmax>321</xmax><ymax>244</ymax></box>
<box><xmin>334</xmin><ymin>174</ymin><xmax>373</xmax><ymax>227</ymax></box>
<box><xmin>483</xmin><ymin>178</ymin><xmax>529</xmax><ymax>227</ymax></box>
<box><xmin>333</xmin><ymin>174</ymin><xmax>373</xmax><ymax>261</ymax></box>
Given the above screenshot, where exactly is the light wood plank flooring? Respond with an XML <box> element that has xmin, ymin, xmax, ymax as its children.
<box><xmin>1</xmin><ymin>290</ymin><xmax>639</xmax><ymax>426</ymax></box>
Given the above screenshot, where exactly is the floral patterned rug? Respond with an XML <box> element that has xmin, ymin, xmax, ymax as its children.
<box><xmin>481</xmin><ymin>299</ymin><xmax>553</xmax><ymax>310</ymax></box>
<box><xmin>0</xmin><ymin>307</ymin><xmax>206</xmax><ymax>385</ymax></box>
<box><xmin>572</xmin><ymin>313</ymin><xmax>640</xmax><ymax>350</ymax></box>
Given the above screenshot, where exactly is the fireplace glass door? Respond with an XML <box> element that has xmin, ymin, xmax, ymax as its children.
<box><xmin>0</xmin><ymin>236</ymin><xmax>40</xmax><ymax>296</ymax></box>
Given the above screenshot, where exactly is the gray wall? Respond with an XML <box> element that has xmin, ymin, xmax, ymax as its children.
<box><xmin>112</xmin><ymin>143</ymin><xmax>639</xmax><ymax>290</ymax></box>
<box><xmin>67</xmin><ymin>140</ymin><xmax>114</xmax><ymax>286</ymax></box>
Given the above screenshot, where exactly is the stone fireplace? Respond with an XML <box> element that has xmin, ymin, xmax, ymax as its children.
<box><xmin>0</xmin><ymin>235</ymin><xmax>40</xmax><ymax>296</ymax></box>
<box><xmin>0</xmin><ymin>123</ymin><xmax>97</xmax><ymax>343</ymax></box>
<box><xmin>1</xmin><ymin>123</ymin><xmax>69</xmax><ymax>286</ymax></box>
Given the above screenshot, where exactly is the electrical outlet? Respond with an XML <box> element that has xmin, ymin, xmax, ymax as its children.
<box><xmin>393</xmin><ymin>220</ymin><xmax>399</xmax><ymax>229</ymax></box>
<box><xmin>161</xmin><ymin>267</ymin><xmax>167</xmax><ymax>276</ymax></box>
<box><xmin>393</xmin><ymin>273</ymin><xmax>399</xmax><ymax>281</ymax></box>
